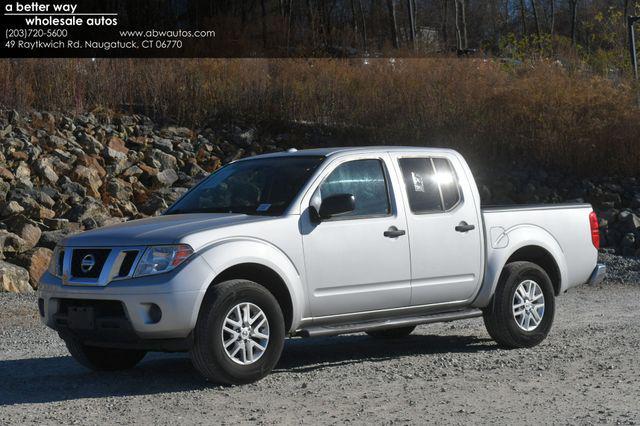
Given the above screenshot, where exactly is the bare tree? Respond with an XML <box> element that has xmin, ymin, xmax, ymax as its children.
<box><xmin>286</xmin><ymin>0</ymin><xmax>294</xmax><ymax>54</ymax></box>
<box><xmin>461</xmin><ymin>0</ymin><xmax>468</xmax><ymax>50</ymax></box>
<box><xmin>386</xmin><ymin>0</ymin><xmax>399</xmax><ymax>49</ymax></box>
<box><xmin>569</xmin><ymin>0</ymin><xmax>579</xmax><ymax>46</ymax></box>
<box><xmin>357</xmin><ymin>0</ymin><xmax>368</xmax><ymax>52</ymax></box>
<box><xmin>306</xmin><ymin>0</ymin><xmax>317</xmax><ymax>48</ymax></box>
<box><xmin>440</xmin><ymin>0</ymin><xmax>448</xmax><ymax>48</ymax></box>
<box><xmin>454</xmin><ymin>0</ymin><xmax>461</xmax><ymax>50</ymax></box>
<box><xmin>407</xmin><ymin>0</ymin><xmax>417</xmax><ymax>50</ymax></box>
<box><xmin>550</xmin><ymin>0</ymin><xmax>555</xmax><ymax>36</ymax></box>
<box><xmin>261</xmin><ymin>0</ymin><xmax>267</xmax><ymax>49</ymax></box>
<box><xmin>519</xmin><ymin>0</ymin><xmax>528</xmax><ymax>35</ymax></box>
<box><xmin>350</xmin><ymin>0</ymin><xmax>358</xmax><ymax>38</ymax></box>
<box><xmin>530</xmin><ymin>0</ymin><xmax>542</xmax><ymax>48</ymax></box>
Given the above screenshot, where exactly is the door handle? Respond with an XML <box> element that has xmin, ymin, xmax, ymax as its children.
<box><xmin>455</xmin><ymin>221</ymin><xmax>475</xmax><ymax>233</ymax></box>
<box><xmin>384</xmin><ymin>226</ymin><xmax>407</xmax><ymax>238</ymax></box>
<box><xmin>384</xmin><ymin>226</ymin><xmax>406</xmax><ymax>238</ymax></box>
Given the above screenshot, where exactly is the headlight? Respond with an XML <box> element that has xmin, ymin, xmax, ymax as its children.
<box><xmin>133</xmin><ymin>244</ymin><xmax>194</xmax><ymax>277</ymax></box>
<box><xmin>48</xmin><ymin>246</ymin><xmax>63</xmax><ymax>277</ymax></box>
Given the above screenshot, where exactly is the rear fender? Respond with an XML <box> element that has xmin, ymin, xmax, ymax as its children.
<box><xmin>472</xmin><ymin>224</ymin><xmax>568</xmax><ymax>308</ymax></box>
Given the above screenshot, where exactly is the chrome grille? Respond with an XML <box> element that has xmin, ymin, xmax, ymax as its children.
<box><xmin>71</xmin><ymin>249</ymin><xmax>111</xmax><ymax>278</ymax></box>
<box><xmin>62</xmin><ymin>247</ymin><xmax>144</xmax><ymax>286</ymax></box>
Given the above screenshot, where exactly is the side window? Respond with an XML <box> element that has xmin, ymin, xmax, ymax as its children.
<box><xmin>398</xmin><ymin>158</ymin><xmax>442</xmax><ymax>213</ymax></box>
<box><xmin>399</xmin><ymin>157</ymin><xmax>462</xmax><ymax>214</ymax></box>
<box><xmin>319</xmin><ymin>159</ymin><xmax>390</xmax><ymax>218</ymax></box>
<box><xmin>432</xmin><ymin>158</ymin><xmax>462</xmax><ymax>210</ymax></box>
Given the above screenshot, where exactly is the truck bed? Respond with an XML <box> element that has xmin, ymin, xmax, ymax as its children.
<box><xmin>481</xmin><ymin>203</ymin><xmax>597</xmax><ymax>292</ymax></box>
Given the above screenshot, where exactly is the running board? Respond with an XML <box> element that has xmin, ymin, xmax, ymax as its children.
<box><xmin>297</xmin><ymin>309</ymin><xmax>483</xmax><ymax>338</ymax></box>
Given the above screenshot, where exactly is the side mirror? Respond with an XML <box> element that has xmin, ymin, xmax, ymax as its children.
<box><xmin>317</xmin><ymin>193</ymin><xmax>355</xmax><ymax>220</ymax></box>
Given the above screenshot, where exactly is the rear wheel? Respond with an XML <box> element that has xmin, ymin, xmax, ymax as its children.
<box><xmin>63</xmin><ymin>336</ymin><xmax>146</xmax><ymax>371</ymax></box>
<box><xmin>367</xmin><ymin>326</ymin><xmax>416</xmax><ymax>339</ymax></box>
<box><xmin>483</xmin><ymin>261</ymin><xmax>555</xmax><ymax>348</ymax></box>
<box><xmin>190</xmin><ymin>279</ymin><xmax>285</xmax><ymax>385</ymax></box>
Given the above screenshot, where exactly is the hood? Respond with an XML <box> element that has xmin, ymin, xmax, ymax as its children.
<box><xmin>63</xmin><ymin>213</ymin><xmax>274</xmax><ymax>248</ymax></box>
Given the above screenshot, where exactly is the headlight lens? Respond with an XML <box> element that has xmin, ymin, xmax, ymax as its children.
<box><xmin>48</xmin><ymin>246</ymin><xmax>63</xmax><ymax>277</ymax></box>
<box><xmin>134</xmin><ymin>244</ymin><xmax>193</xmax><ymax>277</ymax></box>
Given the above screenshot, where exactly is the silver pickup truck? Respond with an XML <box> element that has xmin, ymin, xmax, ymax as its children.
<box><xmin>38</xmin><ymin>147</ymin><xmax>605</xmax><ymax>384</ymax></box>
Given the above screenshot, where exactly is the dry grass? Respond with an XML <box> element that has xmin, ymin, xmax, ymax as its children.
<box><xmin>1</xmin><ymin>58</ymin><xmax>639</xmax><ymax>175</ymax></box>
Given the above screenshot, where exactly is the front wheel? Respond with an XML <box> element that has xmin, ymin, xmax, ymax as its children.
<box><xmin>190</xmin><ymin>279</ymin><xmax>285</xmax><ymax>385</ymax></box>
<box><xmin>483</xmin><ymin>261</ymin><xmax>555</xmax><ymax>348</ymax></box>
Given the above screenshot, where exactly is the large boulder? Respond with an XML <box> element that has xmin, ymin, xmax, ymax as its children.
<box><xmin>13</xmin><ymin>247</ymin><xmax>52</xmax><ymax>289</ymax></box>
<box><xmin>0</xmin><ymin>261</ymin><xmax>32</xmax><ymax>293</ymax></box>
<box><xmin>618</xmin><ymin>211</ymin><xmax>640</xmax><ymax>233</ymax></box>
<box><xmin>0</xmin><ymin>230</ymin><xmax>29</xmax><ymax>259</ymax></box>
<box><xmin>46</xmin><ymin>134</ymin><xmax>69</xmax><ymax>149</ymax></box>
<box><xmin>4</xmin><ymin>216</ymin><xmax>42</xmax><ymax>251</ymax></box>
<box><xmin>154</xmin><ymin>169</ymin><xmax>179</xmax><ymax>187</ymax></box>
<box><xmin>106</xmin><ymin>136</ymin><xmax>129</xmax><ymax>155</ymax></box>
<box><xmin>1</xmin><ymin>200</ymin><xmax>24</xmax><ymax>216</ymax></box>
<box><xmin>72</xmin><ymin>165</ymin><xmax>103</xmax><ymax>198</ymax></box>
<box><xmin>14</xmin><ymin>162</ymin><xmax>31</xmax><ymax>180</ymax></box>
<box><xmin>146</xmin><ymin>149</ymin><xmax>178</xmax><ymax>171</ymax></box>
<box><xmin>76</xmin><ymin>154</ymin><xmax>107</xmax><ymax>178</ymax></box>
<box><xmin>75</xmin><ymin>131</ymin><xmax>103</xmax><ymax>155</ymax></box>
<box><xmin>34</xmin><ymin>157</ymin><xmax>59</xmax><ymax>184</ymax></box>
<box><xmin>39</xmin><ymin>230</ymin><xmax>70</xmax><ymax>249</ymax></box>
<box><xmin>0</xmin><ymin>166</ymin><xmax>15</xmax><ymax>181</ymax></box>
<box><xmin>65</xmin><ymin>197</ymin><xmax>110</xmax><ymax>224</ymax></box>
<box><xmin>138</xmin><ymin>193</ymin><xmax>168</xmax><ymax>216</ymax></box>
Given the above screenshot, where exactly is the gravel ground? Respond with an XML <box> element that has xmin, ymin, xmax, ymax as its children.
<box><xmin>1</xmin><ymin>255</ymin><xmax>639</xmax><ymax>425</ymax></box>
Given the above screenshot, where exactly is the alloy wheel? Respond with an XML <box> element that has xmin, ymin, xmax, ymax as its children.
<box><xmin>512</xmin><ymin>280</ymin><xmax>545</xmax><ymax>332</ymax></box>
<box><xmin>221</xmin><ymin>302</ymin><xmax>270</xmax><ymax>365</ymax></box>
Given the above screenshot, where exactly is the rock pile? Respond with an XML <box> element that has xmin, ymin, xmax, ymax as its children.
<box><xmin>0</xmin><ymin>110</ymin><xmax>283</xmax><ymax>293</ymax></box>
<box><xmin>1</xmin><ymin>109</ymin><xmax>639</xmax><ymax>293</ymax></box>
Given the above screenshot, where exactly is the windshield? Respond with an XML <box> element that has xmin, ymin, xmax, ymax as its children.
<box><xmin>166</xmin><ymin>156</ymin><xmax>324</xmax><ymax>216</ymax></box>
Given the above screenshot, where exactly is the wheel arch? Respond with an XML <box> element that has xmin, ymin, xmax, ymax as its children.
<box><xmin>210</xmin><ymin>263</ymin><xmax>294</xmax><ymax>332</ymax></box>
<box><xmin>503</xmin><ymin>246</ymin><xmax>561</xmax><ymax>295</ymax></box>
<box><xmin>194</xmin><ymin>238</ymin><xmax>305</xmax><ymax>333</ymax></box>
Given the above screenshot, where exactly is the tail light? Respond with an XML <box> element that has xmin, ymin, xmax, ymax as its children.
<box><xmin>589</xmin><ymin>211</ymin><xmax>600</xmax><ymax>249</ymax></box>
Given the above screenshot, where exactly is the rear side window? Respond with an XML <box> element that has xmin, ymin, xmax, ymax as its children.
<box><xmin>398</xmin><ymin>158</ymin><xmax>442</xmax><ymax>213</ymax></box>
<box><xmin>319</xmin><ymin>159</ymin><xmax>390</xmax><ymax>218</ymax></box>
<box><xmin>433</xmin><ymin>158</ymin><xmax>462</xmax><ymax>210</ymax></box>
<box><xmin>399</xmin><ymin>157</ymin><xmax>462</xmax><ymax>214</ymax></box>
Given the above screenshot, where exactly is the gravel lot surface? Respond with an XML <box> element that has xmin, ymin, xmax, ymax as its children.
<box><xmin>1</xmin><ymin>255</ymin><xmax>639</xmax><ymax>425</ymax></box>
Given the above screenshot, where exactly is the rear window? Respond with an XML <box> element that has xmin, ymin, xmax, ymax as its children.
<box><xmin>398</xmin><ymin>158</ymin><xmax>442</xmax><ymax>213</ymax></box>
<box><xmin>398</xmin><ymin>157</ymin><xmax>462</xmax><ymax>214</ymax></box>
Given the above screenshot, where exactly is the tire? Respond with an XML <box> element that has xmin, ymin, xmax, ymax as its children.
<box><xmin>190</xmin><ymin>279</ymin><xmax>285</xmax><ymax>385</ymax></box>
<box><xmin>483</xmin><ymin>261</ymin><xmax>555</xmax><ymax>349</ymax></box>
<box><xmin>366</xmin><ymin>326</ymin><xmax>416</xmax><ymax>339</ymax></box>
<box><xmin>63</xmin><ymin>336</ymin><xmax>146</xmax><ymax>371</ymax></box>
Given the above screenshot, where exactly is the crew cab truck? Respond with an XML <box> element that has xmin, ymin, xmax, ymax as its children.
<box><xmin>38</xmin><ymin>147</ymin><xmax>606</xmax><ymax>384</ymax></box>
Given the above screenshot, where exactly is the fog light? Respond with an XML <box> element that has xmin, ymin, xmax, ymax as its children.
<box><xmin>141</xmin><ymin>303</ymin><xmax>162</xmax><ymax>324</ymax></box>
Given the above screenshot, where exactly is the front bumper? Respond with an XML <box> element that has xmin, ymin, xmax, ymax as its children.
<box><xmin>586</xmin><ymin>263</ymin><xmax>606</xmax><ymax>286</ymax></box>
<box><xmin>38</xmin><ymin>255</ymin><xmax>214</xmax><ymax>342</ymax></box>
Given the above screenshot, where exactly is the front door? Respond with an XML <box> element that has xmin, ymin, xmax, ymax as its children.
<box><xmin>301</xmin><ymin>156</ymin><xmax>411</xmax><ymax>318</ymax></box>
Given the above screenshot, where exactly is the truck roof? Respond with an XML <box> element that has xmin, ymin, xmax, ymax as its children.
<box><xmin>241</xmin><ymin>146</ymin><xmax>460</xmax><ymax>160</ymax></box>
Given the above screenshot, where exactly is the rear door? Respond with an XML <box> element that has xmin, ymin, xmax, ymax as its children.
<box><xmin>389</xmin><ymin>153</ymin><xmax>483</xmax><ymax>306</ymax></box>
<box><xmin>300</xmin><ymin>154</ymin><xmax>412</xmax><ymax>318</ymax></box>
